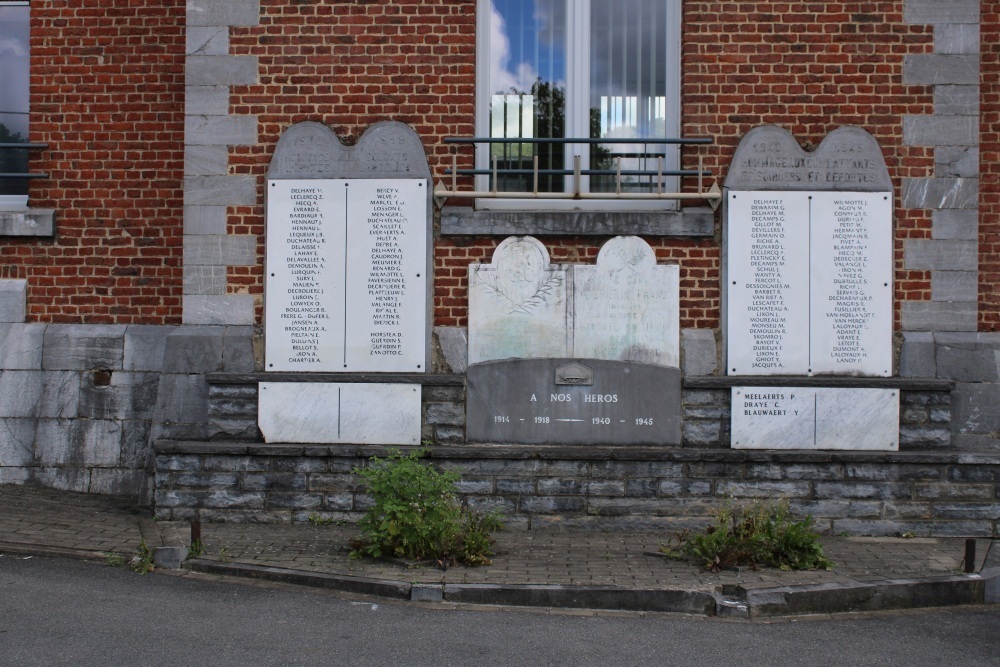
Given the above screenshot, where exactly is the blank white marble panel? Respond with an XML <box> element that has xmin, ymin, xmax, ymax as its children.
<box><xmin>258</xmin><ymin>382</ymin><xmax>421</xmax><ymax>445</ymax></box>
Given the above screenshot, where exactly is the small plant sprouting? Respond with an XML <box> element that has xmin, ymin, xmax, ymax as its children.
<box><xmin>660</xmin><ymin>498</ymin><xmax>834</xmax><ymax>572</ymax></box>
<box><xmin>104</xmin><ymin>552</ymin><xmax>127</xmax><ymax>568</ymax></box>
<box><xmin>350</xmin><ymin>449</ymin><xmax>503</xmax><ymax>566</ymax></box>
<box><xmin>129</xmin><ymin>540</ymin><xmax>155</xmax><ymax>575</ymax></box>
<box><xmin>308</xmin><ymin>512</ymin><xmax>335</xmax><ymax>527</ymax></box>
<box><xmin>188</xmin><ymin>539</ymin><xmax>206</xmax><ymax>558</ymax></box>
<box><xmin>219</xmin><ymin>547</ymin><xmax>230</xmax><ymax>563</ymax></box>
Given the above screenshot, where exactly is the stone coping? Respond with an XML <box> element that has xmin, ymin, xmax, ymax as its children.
<box><xmin>685</xmin><ymin>376</ymin><xmax>954</xmax><ymax>391</ymax></box>
<box><xmin>440</xmin><ymin>206</ymin><xmax>715</xmax><ymax>237</ymax></box>
<box><xmin>206</xmin><ymin>372</ymin><xmax>464</xmax><ymax>385</ymax></box>
<box><xmin>154</xmin><ymin>440</ymin><xmax>999</xmax><ymax>464</ymax></box>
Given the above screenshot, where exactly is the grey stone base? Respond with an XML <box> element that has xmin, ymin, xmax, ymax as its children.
<box><xmin>153</xmin><ymin>442</ymin><xmax>1000</xmax><ymax>536</ymax></box>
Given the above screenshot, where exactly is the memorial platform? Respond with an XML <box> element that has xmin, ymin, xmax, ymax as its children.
<box><xmin>0</xmin><ymin>485</ymin><xmax>996</xmax><ymax>618</ymax></box>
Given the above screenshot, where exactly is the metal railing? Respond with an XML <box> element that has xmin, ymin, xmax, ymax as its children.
<box><xmin>434</xmin><ymin>136</ymin><xmax>720</xmax><ymax>208</ymax></box>
<box><xmin>0</xmin><ymin>143</ymin><xmax>49</xmax><ymax>180</ymax></box>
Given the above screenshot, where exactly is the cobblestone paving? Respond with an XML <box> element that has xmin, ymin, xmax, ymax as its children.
<box><xmin>0</xmin><ymin>486</ymin><xmax>144</xmax><ymax>555</ymax></box>
<box><xmin>0</xmin><ymin>486</ymin><xmax>988</xmax><ymax>593</ymax></box>
<box><xmin>198</xmin><ymin>522</ymin><xmax>985</xmax><ymax>593</ymax></box>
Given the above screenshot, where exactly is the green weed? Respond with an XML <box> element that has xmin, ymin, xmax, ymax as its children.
<box><xmin>350</xmin><ymin>449</ymin><xmax>503</xmax><ymax>566</ymax></box>
<box><xmin>661</xmin><ymin>499</ymin><xmax>833</xmax><ymax>572</ymax></box>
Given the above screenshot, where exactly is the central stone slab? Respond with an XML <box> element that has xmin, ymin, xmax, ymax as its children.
<box><xmin>466</xmin><ymin>359</ymin><xmax>682</xmax><ymax>445</ymax></box>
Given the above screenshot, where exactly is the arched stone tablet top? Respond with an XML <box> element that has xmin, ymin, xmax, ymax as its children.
<box><xmin>486</xmin><ymin>235</ymin><xmax>552</xmax><ymax>270</ymax></box>
<box><xmin>726</xmin><ymin>125</ymin><xmax>891</xmax><ymax>192</ymax></box>
<box><xmin>594</xmin><ymin>236</ymin><xmax>657</xmax><ymax>272</ymax></box>
<box><xmin>267</xmin><ymin>120</ymin><xmax>430</xmax><ymax>180</ymax></box>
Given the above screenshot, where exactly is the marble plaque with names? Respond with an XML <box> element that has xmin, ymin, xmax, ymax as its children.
<box><xmin>809</xmin><ymin>193</ymin><xmax>893</xmax><ymax>375</ymax></box>
<box><xmin>573</xmin><ymin>236</ymin><xmax>679</xmax><ymax>366</ymax></box>
<box><xmin>468</xmin><ymin>236</ymin><xmax>569</xmax><ymax>364</ymax></box>
<box><xmin>731</xmin><ymin>387</ymin><xmax>898</xmax><ymax>450</ymax></box>
<box><xmin>265</xmin><ymin>178</ymin><xmax>427</xmax><ymax>372</ymax></box>
<box><xmin>727</xmin><ymin>192</ymin><xmax>810</xmax><ymax>374</ymax></box>
<box><xmin>727</xmin><ymin>191</ymin><xmax>891</xmax><ymax>376</ymax></box>
<box><xmin>258</xmin><ymin>382</ymin><xmax>421</xmax><ymax>444</ymax></box>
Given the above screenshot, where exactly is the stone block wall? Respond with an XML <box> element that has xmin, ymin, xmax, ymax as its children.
<box><xmin>0</xmin><ymin>323</ymin><xmax>255</xmax><ymax>499</ymax></box>
<box><xmin>153</xmin><ymin>442</ymin><xmax>1000</xmax><ymax>537</ymax></box>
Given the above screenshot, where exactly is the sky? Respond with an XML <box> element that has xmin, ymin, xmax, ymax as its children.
<box><xmin>0</xmin><ymin>5</ymin><xmax>30</xmax><ymax>138</ymax></box>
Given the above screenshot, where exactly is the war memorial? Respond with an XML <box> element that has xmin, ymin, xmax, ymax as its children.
<box><xmin>0</xmin><ymin>0</ymin><xmax>997</xmax><ymax>536</ymax></box>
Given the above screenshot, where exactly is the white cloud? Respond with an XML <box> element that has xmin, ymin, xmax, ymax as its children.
<box><xmin>0</xmin><ymin>35</ymin><xmax>27</xmax><ymax>57</ymax></box>
<box><xmin>489</xmin><ymin>1</ymin><xmax>539</xmax><ymax>94</ymax></box>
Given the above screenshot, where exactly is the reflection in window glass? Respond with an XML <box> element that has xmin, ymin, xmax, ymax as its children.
<box><xmin>590</xmin><ymin>0</ymin><xmax>668</xmax><ymax>192</ymax></box>
<box><xmin>486</xmin><ymin>0</ymin><xmax>671</xmax><ymax>195</ymax></box>
<box><xmin>488</xmin><ymin>0</ymin><xmax>566</xmax><ymax>192</ymax></box>
<box><xmin>0</xmin><ymin>2</ymin><xmax>30</xmax><ymax>200</ymax></box>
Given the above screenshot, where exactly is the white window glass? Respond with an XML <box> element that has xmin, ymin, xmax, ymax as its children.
<box><xmin>0</xmin><ymin>1</ymin><xmax>29</xmax><ymax>206</ymax></box>
<box><xmin>477</xmin><ymin>0</ymin><xmax>680</xmax><ymax>206</ymax></box>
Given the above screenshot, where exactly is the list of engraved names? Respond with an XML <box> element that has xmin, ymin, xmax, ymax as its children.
<box><xmin>745</xmin><ymin>197</ymin><xmax>793</xmax><ymax>371</ymax></box>
<box><xmin>728</xmin><ymin>191</ymin><xmax>890</xmax><ymax>376</ymax></box>
<box><xmin>265</xmin><ymin>179</ymin><xmax>426</xmax><ymax>372</ymax></box>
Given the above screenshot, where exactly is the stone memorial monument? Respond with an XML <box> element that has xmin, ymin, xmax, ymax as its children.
<box><xmin>466</xmin><ymin>236</ymin><xmax>682</xmax><ymax>445</ymax></box>
<box><xmin>724</xmin><ymin>125</ymin><xmax>898</xmax><ymax>450</ymax></box>
<box><xmin>259</xmin><ymin>121</ymin><xmax>432</xmax><ymax>444</ymax></box>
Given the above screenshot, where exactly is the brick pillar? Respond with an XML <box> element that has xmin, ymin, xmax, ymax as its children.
<box><xmin>183</xmin><ymin>0</ymin><xmax>260</xmax><ymax>324</ymax></box>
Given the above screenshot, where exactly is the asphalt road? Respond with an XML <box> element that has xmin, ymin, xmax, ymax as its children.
<box><xmin>1</xmin><ymin>554</ymin><xmax>997</xmax><ymax>666</ymax></box>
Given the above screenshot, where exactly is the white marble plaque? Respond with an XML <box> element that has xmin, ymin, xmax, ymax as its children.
<box><xmin>265</xmin><ymin>179</ymin><xmax>427</xmax><ymax>372</ymax></box>
<box><xmin>727</xmin><ymin>191</ymin><xmax>891</xmax><ymax>376</ymax></box>
<box><xmin>573</xmin><ymin>236</ymin><xmax>679</xmax><ymax>366</ymax></box>
<box><xmin>809</xmin><ymin>192</ymin><xmax>892</xmax><ymax>376</ymax></box>
<box><xmin>258</xmin><ymin>382</ymin><xmax>421</xmax><ymax>444</ymax></box>
<box><xmin>727</xmin><ymin>192</ymin><xmax>811</xmax><ymax>374</ymax></box>
<box><xmin>731</xmin><ymin>387</ymin><xmax>898</xmax><ymax>450</ymax></box>
<box><xmin>468</xmin><ymin>236</ymin><xmax>569</xmax><ymax>364</ymax></box>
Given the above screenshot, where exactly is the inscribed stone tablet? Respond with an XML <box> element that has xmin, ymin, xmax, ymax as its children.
<box><xmin>731</xmin><ymin>387</ymin><xmax>898</xmax><ymax>450</ymax></box>
<box><xmin>265</xmin><ymin>179</ymin><xmax>427</xmax><ymax>371</ymax></box>
<box><xmin>466</xmin><ymin>359</ymin><xmax>681</xmax><ymax>445</ymax></box>
<box><xmin>468</xmin><ymin>237</ymin><xmax>569</xmax><ymax>364</ymax></box>
<box><xmin>258</xmin><ymin>382</ymin><xmax>421</xmax><ymax>444</ymax></box>
<box><xmin>725</xmin><ymin>125</ymin><xmax>892</xmax><ymax>192</ymax></box>
<box><xmin>727</xmin><ymin>192</ymin><xmax>810</xmax><ymax>374</ymax></box>
<box><xmin>573</xmin><ymin>236</ymin><xmax>679</xmax><ymax>367</ymax></box>
<box><xmin>808</xmin><ymin>192</ymin><xmax>893</xmax><ymax>376</ymax></box>
<box><xmin>727</xmin><ymin>191</ymin><xmax>892</xmax><ymax>376</ymax></box>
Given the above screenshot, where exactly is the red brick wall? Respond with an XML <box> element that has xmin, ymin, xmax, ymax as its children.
<box><xmin>683</xmin><ymin>2</ymin><xmax>935</xmax><ymax>330</ymax></box>
<box><xmin>9</xmin><ymin>1</ymin><xmax>963</xmax><ymax>332</ymax></box>
<box><xmin>982</xmin><ymin>1</ymin><xmax>1000</xmax><ymax>331</ymax></box>
<box><xmin>228</xmin><ymin>0</ymin><xmax>479</xmax><ymax>323</ymax></box>
<box><xmin>6</xmin><ymin>1</ymin><xmax>186</xmax><ymax>324</ymax></box>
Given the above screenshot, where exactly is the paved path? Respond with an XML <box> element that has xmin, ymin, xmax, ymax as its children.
<box><xmin>196</xmin><ymin>522</ymin><xmax>981</xmax><ymax>592</ymax></box>
<box><xmin>1</xmin><ymin>485</ymin><xmax>995</xmax><ymax>616</ymax></box>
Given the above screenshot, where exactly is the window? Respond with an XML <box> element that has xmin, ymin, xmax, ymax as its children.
<box><xmin>476</xmin><ymin>0</ymin><xmax>681</xmax><ymax>209</ymax></box>
<box><xmin>0</xmin><ymin>1</ymin><xmax>29</xmax><ymax>211</ymax></box>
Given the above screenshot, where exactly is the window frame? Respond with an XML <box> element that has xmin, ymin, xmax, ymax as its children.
<box><xmin>0</xmin><ymin>0</ymin><xmax>31</xmax><ymax>212</ymax></box>
<box><xmin>474</xmin><ymin>0</ymin><xmax>682</xmax><ymax>211</ymax></box>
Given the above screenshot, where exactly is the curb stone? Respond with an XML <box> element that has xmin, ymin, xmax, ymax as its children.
<box><xmin>739</xmin><ymin>575</ymin><xmax>986</xmax><ymax>618</ymax></box>
<box><xmin>184</xmin><ymin>556</ymin><xmax>999</xmax><ymax>617</ymax></box>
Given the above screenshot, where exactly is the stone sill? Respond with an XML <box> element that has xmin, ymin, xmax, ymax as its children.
<box><xmin>154</xmin><ymin>440</ymin><xmax>998</xmax><ymax>465</ymax></box>
<box><xmin>206</xmin><ymin>372</ymin><xmax>464</xmax><ymax>385</ymax></box>
<box><xmin>685</xmin><ymin>376</ymin><xmax>955</xmax><ymax>391</ymax></box>
<box><xmin>440</xmin><ymin>206</ymin><xmax>715</xmax><ymax>236</ymax></box>
<box><xmin>0</xmin><ymin>208</ymin><xmax>56</xmax><ymax>236</ymax></box>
